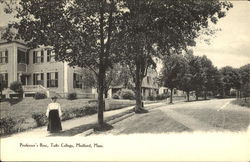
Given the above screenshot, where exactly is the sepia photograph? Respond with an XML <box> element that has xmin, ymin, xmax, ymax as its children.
<box><xmin>0</xmin><ymin>0</ymin><xmax>250</xmax><ymax>161</ymax></box>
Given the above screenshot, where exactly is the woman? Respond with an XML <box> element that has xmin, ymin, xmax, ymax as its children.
<box><xmin>46</xmin><ymin>96</ymin><xmax>62</xmax><ymax>133</ymax></box>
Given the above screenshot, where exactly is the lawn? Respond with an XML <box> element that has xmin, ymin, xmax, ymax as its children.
<box><xmin>231</xmin><ymin>97</ymin><xmax>250</xmax><ymax>108</ymax></box>
<box><xmin>102</xmin><ymin>109</ymin><xmax>191</xmax><ymax>134</ymax></box>
<box><xmin>0</xmin><ymin>97</ymin><xmax>162</xmax><ymax>136</ymax></box>
<box><xmin>174</xmin><ymin>107</ymin><xmax>250</xmax><ymax>132</ymax></box>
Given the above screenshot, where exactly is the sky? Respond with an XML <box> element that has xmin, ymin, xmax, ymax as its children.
<box><xmin>192</xmin><ymin>1</ymin><xmax>250</xmax><ymax>68</ymax></box>
<box><xmin>0</xmin><ymin>1</ymin><xmax>250</xmax><ymax>69</ymax></box>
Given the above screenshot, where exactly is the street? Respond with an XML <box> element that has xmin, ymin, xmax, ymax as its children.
<box><xmin>98</xmin><ymin>98</ymin><xmax>250</xmax><ymax>135</ymax></box>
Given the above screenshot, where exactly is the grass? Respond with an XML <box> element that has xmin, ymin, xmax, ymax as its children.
<box><xmin>105</xmin><ymin>109</ymin><xmax>191</xmax><ymax>134</ymax></box>
<box><xmin>0</xmin><ymin>97</ymin><xmax>162</xmax><ymax>136</ymax></box>
<box><xmin>231</xmin><ymin>97</ymin><xmax>250</xmax><ymax>108</ymax></box>
<box><xmin>174</xmin><ymin>107</ymin><xmax>250</xmax><ymax>131</ymax></box>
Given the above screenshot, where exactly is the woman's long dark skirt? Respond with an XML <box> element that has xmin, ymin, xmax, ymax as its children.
<box><xmin>47</xmin><ymin>110</ymin><xmax>62</xmax><ymax>133</ymax></box>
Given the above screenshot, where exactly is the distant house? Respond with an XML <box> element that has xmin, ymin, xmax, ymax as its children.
<box><xmin>0</xmin><ymin>28</ymin><xmax>95</xmax><ymax>98</ymax></box>
<box><xmin>111</xmin><ymin>68</ymin><xmax>159</xmax><ymax>99</ymax></box>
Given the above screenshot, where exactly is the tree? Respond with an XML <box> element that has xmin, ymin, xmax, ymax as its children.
<box><xmin>239</xmin><ymin>64</ymin><xmax>250</xmax><ymax>98</ymax></box>
<box><xmin>10</xmin><ymin>81</ymin><xmax>23</xmax><ymax>98</ymax></box>
<box><xmin>160</xmin><ymin>53</ymin><xmax>186</xmax><ymax>103</ymax></box>
<box><xmin>177</xmin><ymin>61</ymin><xmax>193</xmax><ymax>102</ymax></box>
<box><xmin>183</xmin><ymin>50</ymin><xmax>203</xmax><ymax>101</ymax></box>
<box><xmin>0</xmin><ymin>75</ymin><xmax>7</xmax><ymax>98</ymax></box>
<box><xmin>2</xmin><ymin>0</ymin><xmax>123</xmax><ymax>128</ymax></box>
<box><xmin>199</xmin><ymin>55</ymin><xmax>218</xmax><ymax>100</ymax></box>
<box><xmin>81</xmin><ymin>65</ymin><xmax>131</xmax><ymax>98</ymax></box>
<box><xmin>219</xmin><ymin>66</ymin><xmax>241</xmax><ymax>97</ymax></box>
<box><xmin>116</xmin><ymin>0</ymin><xmax>232</xmax><ymax>112</ymax></box>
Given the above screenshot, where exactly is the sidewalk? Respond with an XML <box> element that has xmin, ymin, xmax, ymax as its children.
<box><xmin>2</xmin><ymin>102</ymin><xmax>167</xmax><ymax>138</ymax></box>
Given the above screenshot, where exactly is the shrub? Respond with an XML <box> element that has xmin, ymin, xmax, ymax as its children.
<box><xmin>34</xmin><ymin>92</ymin><xmax>47</xmax><ymax>100</ymax></box>
<box><xmin>61</xmin><ymin>105</ymin><xmax>97</xmax><ymax>121</ymax></box>
<box><xmin>112</xmin><ymin>93</ymin><xmax>120</xmax><ymax>99</ymax></box>
<box><xmin>32</xmin><ymin>113</ymin><xmax>48</xmax><ymax>127</ymax></box>
<box><xmin>0</xmin><ymin>117</ymin><xmax>16</xmax><ymax>135</ymax></box>
<box><xmin>147</xmin><ymin>95</ymin><xmax>156</xmax><ymax>101</ymax></box>
<box><xmin>67</xmin><ymin>92</ymin><xmax>77</xmax><ymax>100</ymax></box>
<box><xmin>84</xmin><ymin>105</ymin><xmax>97</xmax><ymax>115</ymax></box>
<box><xmin>120</xmin><ymin>89</ymin><xmax>135</xmax><ymax>100</ymax></box>
<box><xmin>156</xmin><ymin>94</ymin><xmax>168</xmax><ymax>100</ymax></box>
<box><xmin>10</xmin><ymin>81</ymin><xmax>23</xmax><ymax>93</ymax></box>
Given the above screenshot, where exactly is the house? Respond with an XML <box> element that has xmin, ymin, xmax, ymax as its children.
<box><xmin>0</xmin><ymin>29</ymin><xmax>96</xmax><ymax>98</ymax></box>
<box><xmin>111</xmin><ymin>67</ymin><xmax>159</xmax><ymax>99</ymax></box>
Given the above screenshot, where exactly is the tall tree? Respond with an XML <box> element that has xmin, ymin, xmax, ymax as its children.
<box><xmin>2</xmin><ymin>0</ymin><xmax>123</xmax><ymax>128</ymax></box>
<box><xmin>239</xmin><ymin>64</ymin><xmax>250</xmax><ymax>98</ymax></box>
<box><xmin>199</xmin><ymin>55</ymin><xmax>218</xmax><ymax>100</ymax></box>
<box><xmin>81</xmin><ymin>65</ymin><xmax>131</xmax><ymax>98</ymax></box>
<box><xmin>160</xmin><ymin>53</ymin><xmax>186</xmax><ymax>103</ymax></box>
<box><xmin>219</xmin><ymin>66</ymin><xmax>241</xmax><ymax>97</ymax></box>
<box><xmin>116</xmin><ymin>0</ymin><xmax>232</xmax><ymax>112</ymax></box>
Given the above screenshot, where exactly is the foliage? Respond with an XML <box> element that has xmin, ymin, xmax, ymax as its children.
<box><xmin>120</xmin><ymin>89</ymin><xmax>135</xmax><ymax>100</ymax></box>
<box><xmin>81</xmin><ymin>65</ymin><xmax>132</xmax><ymax>98</ymax></box>
<box><xmin>31</xmin><ymin>113</ymin><xmax>48</xmax><ymax>127</ymax></box>
<box><xmin>67</xmin><ymin>92</ymin><xmax>77</xmax><ymax>100</ymax></box>
<box><xmin>0</xmin><ymin>117</ymin><xmax>16</xmax><ymax>135</ymax></box>
<box><xmin>0</xmin><ymin>74</ymin><xmax>7</xmax><ymax>97</ymax></box>
<box><xmin>10</xmin><ymin>81</ymin><xmax>23</xmax><ymax>93</ymax></box>
<box><xmin>112</xmin><ymin>93</ymin><xmax>120</xmax><ymax>99</ymax></box>
<box><xmin>239</xmin><ymin>64</ymin><xmax>250</xmax><ymax>98</ymax></box>
<box><xmin>2</xmin><ymin>0</ymin><xmax>233</xmax><ymax>120</ymax></box>
<box><xmin>115</xmin><ymin>0</ymin><xmax>232</xmax><ymax>110</ymax></box>
<box><xmin>147</xmin><ymin>95</ymin><xmax>156</xmax><ymax>101</ymax></box>
<box><xmin>2</xmin><ymin>0</ymin><xmax>125</xmax><ymax>126</ymax></box>
<box><xmin>232</xmin><ymin>98</ymin><xmax>250</xmax><ymax>108</ymax></box>
<box><xmin>156</xmin><ymin>94</ymin><xmax>168</xmax><ymax>100</ymax></box>
<box><xmin>219</xmin><ymin>66</ymin><xmax>241</xmax><ymax>96</ymax></box>
<box><xmin>34</xmin><ymin>92</ymin><xmax>47</xmax><ymax>100</ymax></box>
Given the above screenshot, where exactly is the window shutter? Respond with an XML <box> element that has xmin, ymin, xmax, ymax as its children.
<box><xmin>33</xmin><ymin>74</ymin><xmax>36</xmax><ymax>85</ymax></box>
<box><xmin>5</xmin><ymin>73</ymin><xmax>8</xmax><ymax>87</ymax></box>
<box><xmin>41</xmin><ymin>73</ymin><xmax>44</xmax><ymax>86</ymax></box>
<box><xmin>41</xmin><ymin>73</ymin><xmax>44</xmax><ymax>80</ymax></box>
<box><xmin>73</xmin><ymin>73</ymin><xmax>76</xmax><ymax>88</ymax></box>
<box><xmin>47</xmin><ymin>50</ymin><xmax>51</xmax><ymax>62</ymax></box>
<box><xmin>41</xmin><ymin>50</ymin><xmax>44</xmax><ymax>63</ymax></box>
<box><xmin>47</xmin><ymin>73</ymin><xmax>50</xmax><ymax>87</ymax></box>
<box><xmin>55</xmin><ymin>72</ymin><xmax>58</xmax><ymax>87</ymax></box>
<box><xmin>26</xmin><ymin>51</ymin><xmax>29</xmax><ymax>64</ymax></box>
<box><xmin>5</xmin><ymin>50</ymin><xmax>8</xmax><ymax>63</ymax></box>
<box><xmin>33</xmin><ymin>51</ymin><xmax>36</xmax><ymax>63</ymax></box>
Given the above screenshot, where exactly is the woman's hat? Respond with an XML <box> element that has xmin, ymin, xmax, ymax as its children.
<box><xmin>51</xmin><ymin>96</ymin><xmax>57</xmax><ymax>100</ymax></box>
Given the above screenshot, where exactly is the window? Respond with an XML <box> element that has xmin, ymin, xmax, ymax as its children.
<box><xmin>0</xmin><ymin>73</ymin><xmax>8</xmax><ymax>88</ymax></box>
<box><xmin>33</xmin><ymin>73</ymin><xmax>44</xmax><ymax>86</ymax></box>
<box><xmin>17</xmin><ymin>49</ymin><xmax>26</xmax><ymax>64</ymax></box>
<box><xmin>0</xmin><ymin>50</ymin><xmax>8</xmax><ymax>64</ymax></box>
<box><xmin>47</xmin><ymin>49</ymin><xmax>55</xmax><ymax>62</ymax></box>
<box><xmin>47</xmin><ymin>72</ymin><xmax>58</xmax><ymax>87</ymax></box>
<box><xmin>33</xmin><ymin>50</ymin><xmax>44</xmax><ymax>63</ymax></box>
<box><xmin>73</xmin><ymin>73</ymin><xmax>83</xmax><ymax>88</ymax></box>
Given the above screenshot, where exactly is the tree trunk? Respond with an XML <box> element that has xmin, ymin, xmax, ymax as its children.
<box><xmin>170</xmin><ymin>88</ymin><xmax>173</xmax><ymax>104</ymax></box>
<box><xmin>204</xmin><ymin>90</ymin><xmax>207</xmax><ymax>100</ymax></box>
<box><xmin>97</xmin><ymin>0</ymin><xmax>105</xmax><ymax>126</ymax></box>
<box><xmin>195</xmin><ymin>91</ymin><xmax>199</xmax><ymax>101</ymax></box>
<box><xmin>134</xmin><ymin>63</ymin><xmax>143</xmax><ymax>112</ymax></box>
<box><xmin>186</xmin><ymin>91</ymin><xmax>190</xmax><ymax>102</ymax></box>
<box><xmin>97</xmin><ymin>65</ymin><xmax>105</xmax><ymax>126</ymax></box>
